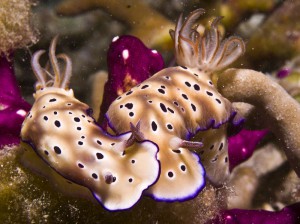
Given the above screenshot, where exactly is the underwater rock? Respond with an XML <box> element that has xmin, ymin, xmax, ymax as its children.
<box><xmin>212</xmin><ymin>146</ymin><xmax>299</xmax><ymax>223</ymax></box>
<box><xmin>276</xmin><ymin>56</ymin><xmax>300</xmax><ymax>101</ymax></box>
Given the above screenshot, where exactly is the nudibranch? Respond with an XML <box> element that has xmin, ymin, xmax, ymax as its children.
<box><xmin>20</xmin><ymin>37</ymin><xmax>160</xmax><ymax>211</ymax></box>
<box><xmin>105</xmin><ymin>9</ymin><xmax>245</xmax><ymax>201</ymax></box>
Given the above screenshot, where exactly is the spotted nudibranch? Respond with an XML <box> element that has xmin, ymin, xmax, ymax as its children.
<box><xmin>106</xmin><ymin>9</ymin><xmax>245</xmax><ymax>201</ymax></box>
<box><xmin>20</xmin><ymin>37</ymin><xmax>160</xmax><ymax>211</ymax></box>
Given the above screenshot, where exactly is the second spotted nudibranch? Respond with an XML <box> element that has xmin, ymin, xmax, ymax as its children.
<box><xmin>105</xmin><ymin>9</ymin><xmax>245</xmax><ymax>201</ymax></box>
<box><xmin>20</xmin><ymin>37</ymin><xmax>160</xmax><ymax>211</ymax></box>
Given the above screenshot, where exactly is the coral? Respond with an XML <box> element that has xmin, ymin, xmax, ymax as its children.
<box><xmin>242</xmin><ymin>0</ymin><xmax>300</xmax><ymax>70</ymax></box>
<box><xmin>0</xmin><ymin>0</ymin><xmax>38</xmax><ymax>55</ymax></box>
<box><xmin>228</xmin><ymin>128</ymin><xmax>268</xmax><ymax>171</ymax></box>
<box><xmin>218</xmin><ymin>68</ymin><xmax>300</xmax><ymax>177</ymax></box>
<box><xmin>98</xmin><ymin>35</ymin><xmax>164</xmax><ymax>124</ymax></box>
<box><xmin>280</xmin><ymin>170</ymin><xmax>300</xmax><ymax>205</ymax></box>
<box><xmin>227</xmin><ymin>167</ymin><xmax>258</xmax><ymax>209</ymax></box>
<box><xmin>220</xmin><ymin>0</ymin><xmax>276</xmax><ymax>30</ymax></box>
<box><xmin>276</xmin><ymin>56</ymin><xmax>300</xmax><ymax>101</ymax></box>
<box><xmin>227</xmin><ymin>142</ymin><xmax>286</xmax><ymax>209</ymax></box>
<box><xmin>0</xmin><ymin>55</ymin><xmax>31</xmax><ymax>147</ymax></box>
<box><xmin>55</xmin><ymin>0</ymin><xmax>174</xmax><ymax>50</ymax></box>
<box><xmin>211</xmin><ymin>202</ymin><xmax>300</xmax><ymax>224</ymax></box>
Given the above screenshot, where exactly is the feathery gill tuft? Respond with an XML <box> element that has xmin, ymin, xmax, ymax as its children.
<box><xmin>169</xmin><ymin>9</ymin><xmax>245</xmax><ymax>73</ymax></box>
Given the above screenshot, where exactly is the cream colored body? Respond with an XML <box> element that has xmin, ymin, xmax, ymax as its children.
<box><xmin>106</xmin><ymin>66</ymin><xmax>232</xmax><ymax>200</ymax></box>
<box><xmin>21</xmin><ymin>41</ymin><xmax>160</xmax><ymax>211</ymax></box>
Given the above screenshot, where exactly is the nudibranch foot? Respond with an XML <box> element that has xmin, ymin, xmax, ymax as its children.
<box><xmin>107</xmin><ymin>118</ymin><xmax>206</xmax><ymax>202</ymax></box>
<box><xmin>21</xmin><ymin>37</ymin><xmax>160</xmax><ymax>211</ymax></box>
<box><xmin>145</xmin><ymin>148</ymin><xmax>206</xmax><ymax>202</ymax></box>
<box><xmin>193</xmin><ymin>125</ymin><xmax>229</xmax><ymax>185</ymax></box>
<box><xmin>170</xmin><ymin>9</ymin><xmax>245</xmax><ymax>73</ymax></box>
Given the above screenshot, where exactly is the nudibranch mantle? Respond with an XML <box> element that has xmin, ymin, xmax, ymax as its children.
<box><xmin>105</xmin><ymin>9</ymin><xmax>245</xmax><ymax>201</ymax></box>
<box><xmin>106</xmin><ymin>65</ymin><xmax>228</xmax><ymax>201</ymax></box>
<box><xmin>21</xmin><ymin>37</ymin><xmax>160</xmax><ymax>211</ymax></box>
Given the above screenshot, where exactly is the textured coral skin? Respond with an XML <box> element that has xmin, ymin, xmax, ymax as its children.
<box><xmin>218</xmin><ymin>68</ymin><xmax>300</xmax><ymax>177</ymax></box>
